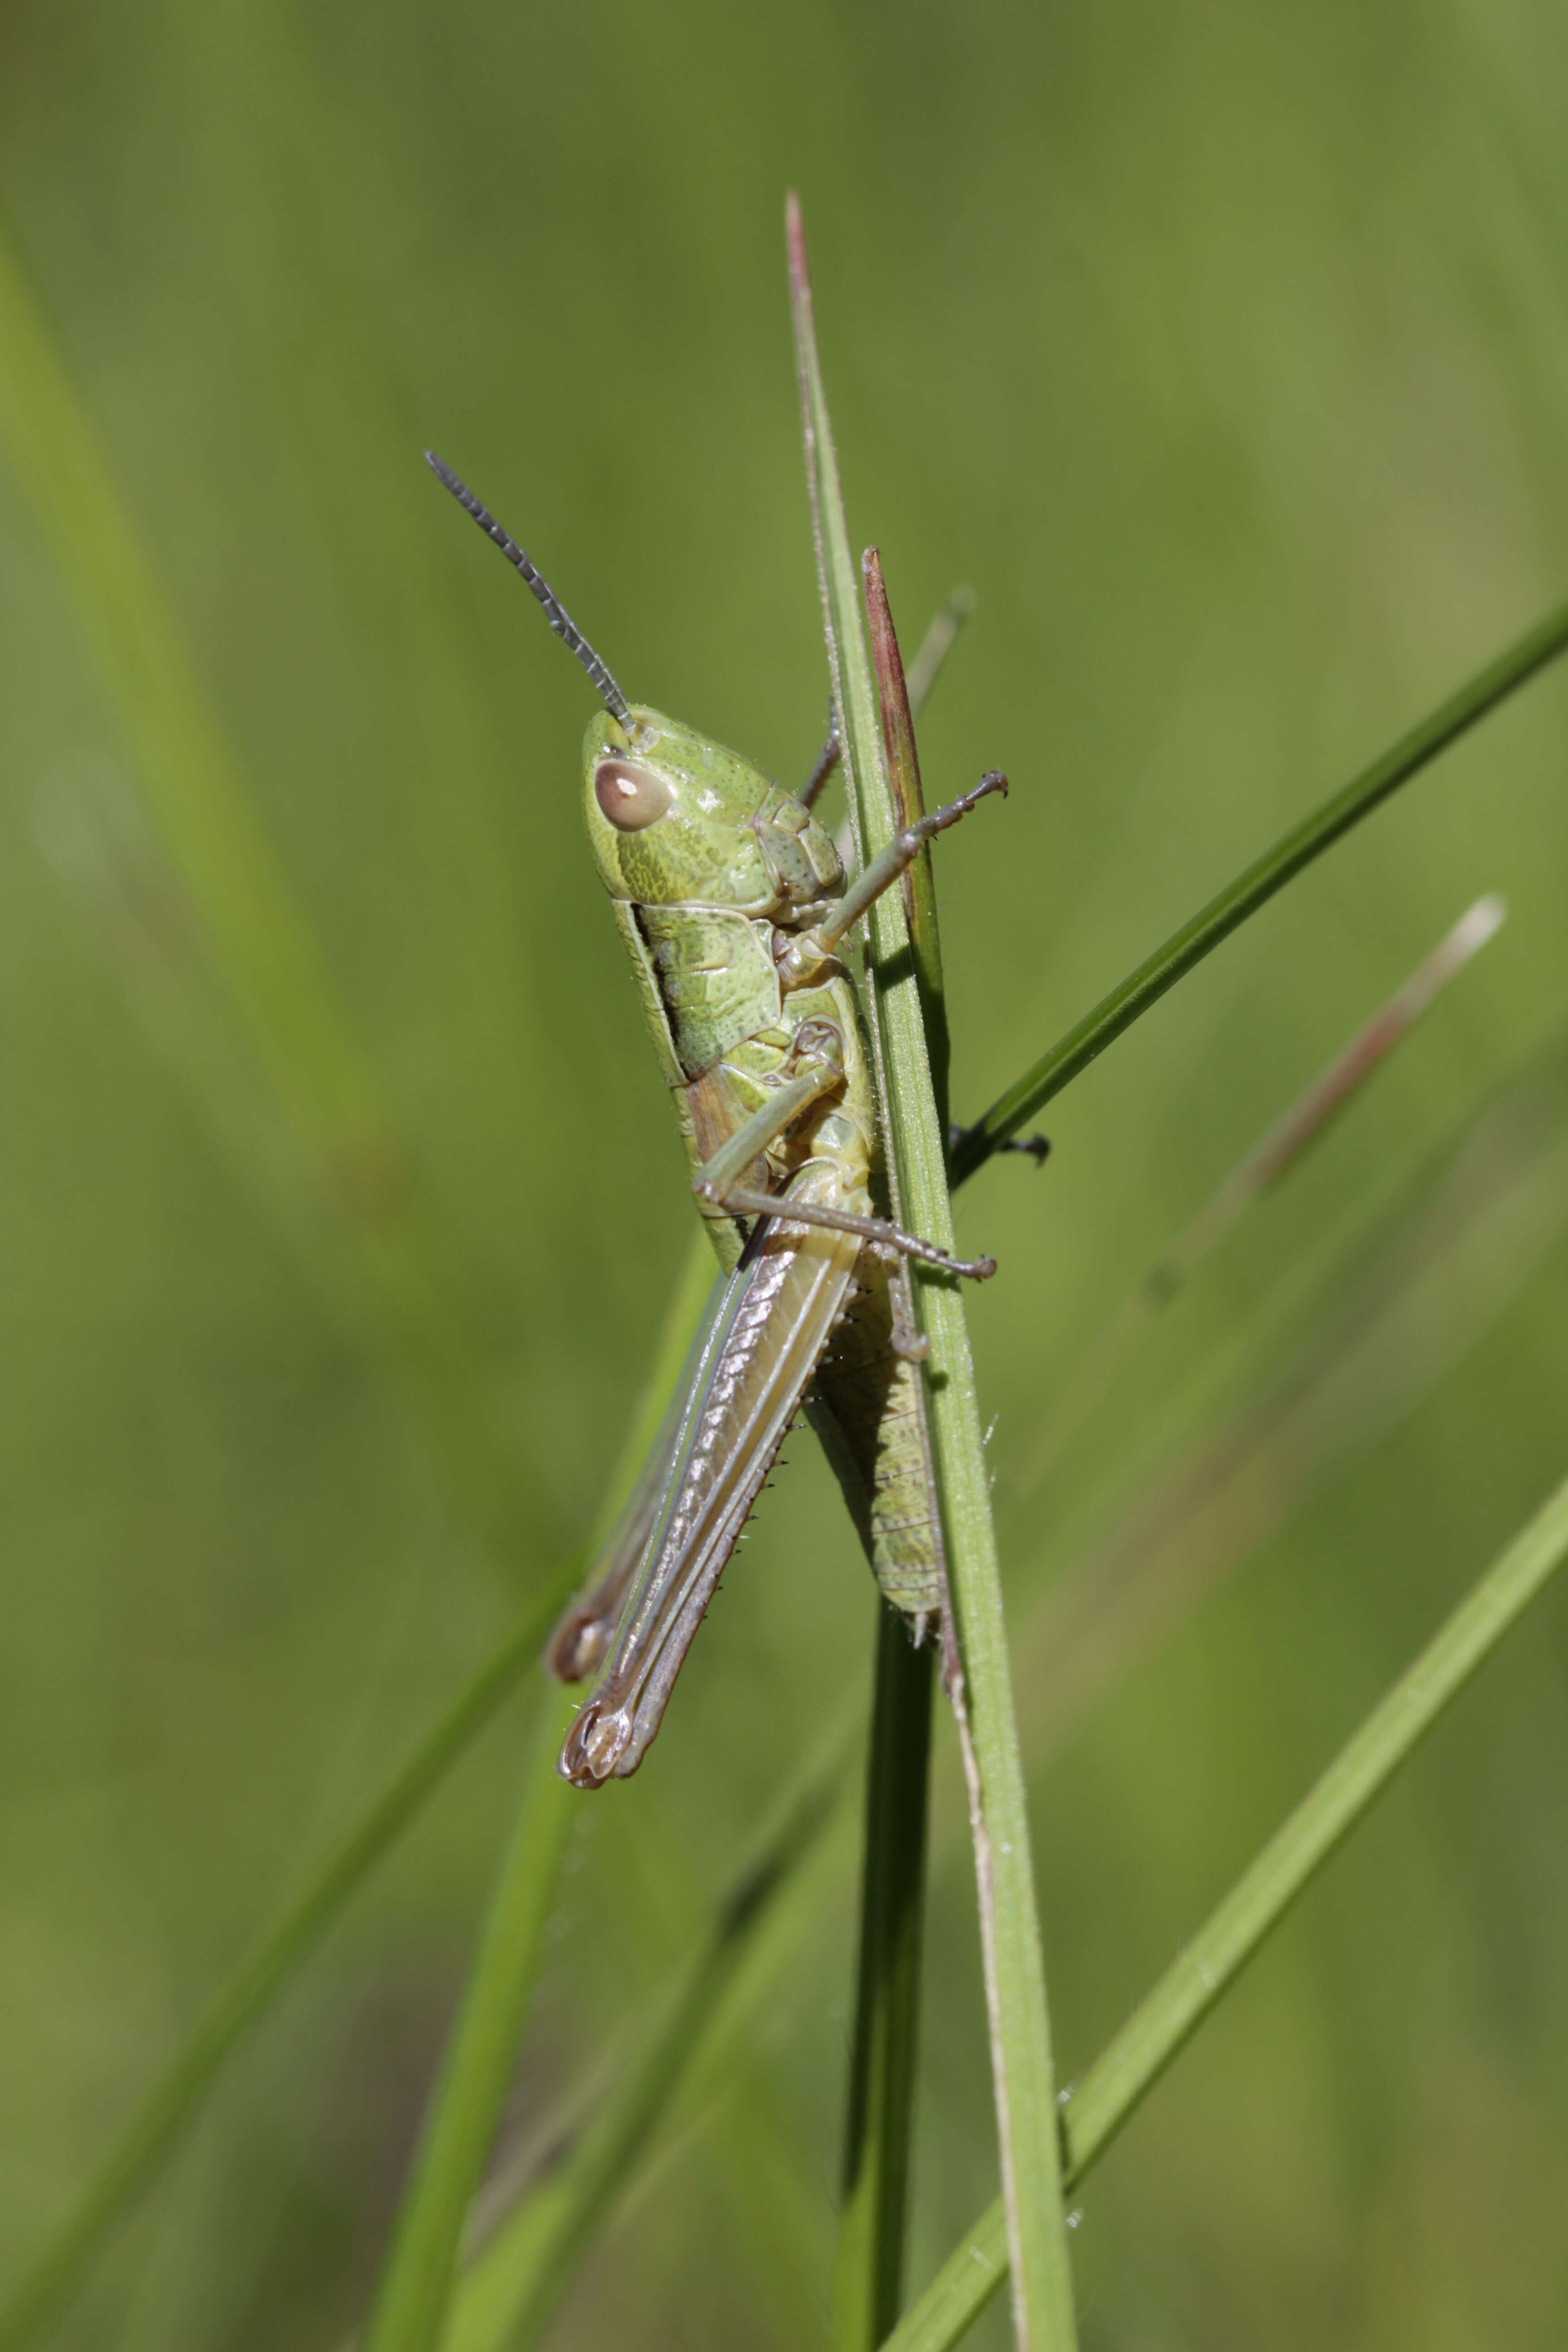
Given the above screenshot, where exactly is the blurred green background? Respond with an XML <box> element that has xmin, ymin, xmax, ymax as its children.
<box><xmin>4</xmin><ymin>1</ymin><xmax>1568</xmax><ymax>2344</ymax></box>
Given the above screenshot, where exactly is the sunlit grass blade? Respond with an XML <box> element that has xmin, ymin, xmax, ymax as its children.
<box><xmin>0</xmin><ymin>217</ymin><xmax>526</xmax><ymax>1555</ymax></box>
<box><xmin>950</xmin><ymin>599</ymin><xmax>1568</xmax><ymax>1182</ymax></box>
<box><xmin>1017</xmin><ymin>892</ymin><xmax>1507</xmax><ymax>1490</ymax></box>
<box><xmin>440</xmin><ymin>1732</ymin><xmax>849</xmax><ymax>2352</ymax></box>
<box><xmin>885</xmin><ymin>1465</ymin><xmax>1568</xmax><ymax>2352</ymax></box>
<box><xmin>788</xmin><ymin>192</ymin><xmax>1078</xmax><ymax>2352</ymax></box>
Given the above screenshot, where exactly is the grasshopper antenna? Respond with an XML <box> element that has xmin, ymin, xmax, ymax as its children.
<box><xmin>425</xmin><ymin>451</ymin><xmax>631</xmax><ymax>725</ymax></box>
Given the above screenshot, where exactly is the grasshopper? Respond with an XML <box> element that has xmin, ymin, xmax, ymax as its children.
<box><xmin>427</xmin><ymin>454</ymin><xmax>1006</xmax><ymax>1788</ymax></box>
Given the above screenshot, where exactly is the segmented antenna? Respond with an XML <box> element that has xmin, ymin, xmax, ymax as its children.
<box><xmin>425</xmin><ymin>451</ymin><xmax>631</xmax><ymax>724</ymax></box>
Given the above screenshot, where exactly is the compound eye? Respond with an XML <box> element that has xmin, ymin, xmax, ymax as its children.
<box><xmin>594</xmin><ymin>760</ymin><xmax>673</xmax><ymax>833</ymax></box>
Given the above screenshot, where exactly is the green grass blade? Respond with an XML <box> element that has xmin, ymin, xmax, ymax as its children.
<box><xmin>441</xmin><ymin>1736</ymin><xmax>848</xmax><ymax>2352</ymax></box>
<box><xmin>884</xmin><ymin>1464</ymin><xmax>1568</xmax><ymax>2352</ymax></box>
<box><xmin>950</xmin><ymin>597</ymin><xmax>1568</xmax><ymax>1182</ymax></box>
<box><xmin>833</xmin><ymin>1613</ymin><xmax>935</xmax><ymax>2350</ymax></box>
<box><xmin>788</xmin><ymin>193</ymin><xmax>1078</xmax><ymax>2352</ymax></box>
<box><xmin>832</xmin><ymin>551</ymin><xmax>949</xmax><ymax>2350</ymax></box>
<box><xmin>0</xmin><ymin>217</ymin><xmax>526</xmax><ymax>1555</ymax></box>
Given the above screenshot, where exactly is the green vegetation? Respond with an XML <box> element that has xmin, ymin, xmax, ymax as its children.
<box><xmin>4</xmin><ymin>6</ymin><xmax>1568</xmax><ymax>2348</ymax></box>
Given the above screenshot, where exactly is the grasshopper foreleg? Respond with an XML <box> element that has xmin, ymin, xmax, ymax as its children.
<box><xmin>778</xmin><ymin>770</ymin><xmax>1008</xmax><ymax>985</ymax></box>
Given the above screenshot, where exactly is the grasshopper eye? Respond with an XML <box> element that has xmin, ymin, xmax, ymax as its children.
<box><xmin>595</xmin><ymin>760</ymin><xmax>673</xmax><ymax>833</ymax></box>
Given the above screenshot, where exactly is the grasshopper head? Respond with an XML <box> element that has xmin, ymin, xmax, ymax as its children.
<box><xmin>583</xmin><ymin>707</ymin><xmax>844</xmax><ymax>916</ymax></box>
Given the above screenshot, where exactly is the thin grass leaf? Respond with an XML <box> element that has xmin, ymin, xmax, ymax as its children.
<box><xmin>0</xmin><ymin>217</ymin><xmax>527</xmax><ymax>1556</ymax></box>
<box><xmin>787</xmin><ymin>193</ymin><xmax>1078</xmax><ymax>2352</ymax></box>
<box><xmin>440</xmin><ymin>1730</ymin><xmax>848</xmax><ymax>2352</ymax></box>
<box><xmin>1017</xmin><ymin>893</ymin><xmax>1508</xmax><ymax>1490</ymax></box>
<box><xmin>885</xmin><ymin>1464</ymin><xmax>1568</xmax><ymax>2352</ymax></box>
<box><xmin>950</xmin><ymin>603</ymin><xmax>1568</xmax><ymax>1181</ymax></box>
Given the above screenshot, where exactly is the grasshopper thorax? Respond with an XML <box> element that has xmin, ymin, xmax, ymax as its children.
<box><xmin>583</xmin><ymin>706</ymin><xmax>844</xmax><ymax>921</ymax></box>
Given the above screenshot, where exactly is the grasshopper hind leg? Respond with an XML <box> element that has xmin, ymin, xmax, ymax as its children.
<box><xmin>697</xmin><ymin>1178</ymin><xmax>997</xmax><ymax>1283</ymax></box>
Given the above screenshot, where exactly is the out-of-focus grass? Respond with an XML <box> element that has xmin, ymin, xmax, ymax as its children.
<box><xmin>3</xmin><ymin>3</ymin><xmax>1568</xmax><ymax>2347</ymax></box>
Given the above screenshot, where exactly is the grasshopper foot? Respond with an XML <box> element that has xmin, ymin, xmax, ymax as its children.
<box><xmin>559</xmin><ymin>1700</ymin><xmax>637</xmax><ymax>1789</ymax></box>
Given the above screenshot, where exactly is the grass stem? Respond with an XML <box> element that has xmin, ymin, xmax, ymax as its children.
<box><xmin>789</xmin><ymin>192</ymin><xmax>1078</xmax><ymax>2351</ymax></box>
<box><xmin>833</xmin><ymin>1612</ymin><xmax>936</xmax><ymax>2348</ymax></box>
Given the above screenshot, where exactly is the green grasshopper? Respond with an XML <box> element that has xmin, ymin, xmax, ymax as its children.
<box><xmin>427</xmin><ymin>453</ymin><xmax>1006</xmax><ymax>1788</ymax></box>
